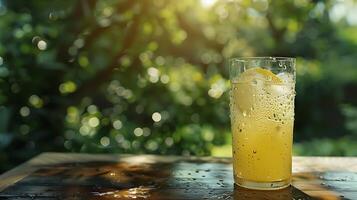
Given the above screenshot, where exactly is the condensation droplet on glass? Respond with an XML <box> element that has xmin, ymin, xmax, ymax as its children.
<box><xmin>242</xmin><ymin>111</ymin><xmax>247</xmax><ymax>117</ymax></box>
<box><xmin>0</xmin><ymin>56</ymin><xmax>3</xmax><ymax>66</ymax></box>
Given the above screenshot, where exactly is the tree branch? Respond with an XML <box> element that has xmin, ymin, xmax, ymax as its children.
<box><xmin>266</xmin><ymin>12</ymin><xmax>287</xmax><ymax>44</ymax></box>
<box><xmin>69</xmin><ymin>2</ymin><xmax>145</xmax><ymax>102</ymax></box>
<box><xmin>175</xmin><ymin>11</ymin><xmax>224</xmax><ymax>52</ymax></box>
<box><xmin>80</xmin><ymin>0</ymin><xmax>138</xmax><ymax>51</ymax></box>
<box><xmin>56</xmin><ymin>0</ymin><xmax>98</xmax><ymax>61</ymax></box>
<box><xmin>168</xmin><ymin>12</ymin><xmax>224</xmax><ymax>72</ymax></box>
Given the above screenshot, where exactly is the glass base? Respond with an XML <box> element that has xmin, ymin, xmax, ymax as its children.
<box><xmin>234</xmin><ymin>176</ymin><xmax>291</xmax><ymax>190</ymax></box>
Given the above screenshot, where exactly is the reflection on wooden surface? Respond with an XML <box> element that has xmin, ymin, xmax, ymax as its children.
<box><xmin>0</xmin><ymin>153</ymin><xmax>356</xmax><ymax>199</ymax></box>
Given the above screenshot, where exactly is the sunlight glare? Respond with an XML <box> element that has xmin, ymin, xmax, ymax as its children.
<box><xmin>201</xmin><ymin>0</ymin><xmax>217</xmax><ymax>8</ymax></box>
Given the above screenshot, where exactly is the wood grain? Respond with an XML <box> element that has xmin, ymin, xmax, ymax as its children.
<box><xmin>0</xmin><ymin>153</ymin><xmax>356</xmax><ymax>199</ymax></box>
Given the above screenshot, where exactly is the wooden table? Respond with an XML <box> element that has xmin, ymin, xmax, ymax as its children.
<box><xmin>0</xmin><ymin>153</ymin><xmax>356</xmax><ymax>199</ymax></box>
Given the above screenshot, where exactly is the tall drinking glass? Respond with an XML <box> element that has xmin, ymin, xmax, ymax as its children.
<box><xmin>229</xmin><ymin>57</ymin><xmax>296</xmax><ymax>190</ymax></box>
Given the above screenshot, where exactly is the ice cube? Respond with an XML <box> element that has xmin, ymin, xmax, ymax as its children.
<box><xmin>277</xmin><ymin>72</ymin><xmax>294</xmax><ymax>83</ymax></box>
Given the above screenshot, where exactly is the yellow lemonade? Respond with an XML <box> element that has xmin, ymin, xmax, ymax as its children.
<box><xmin>230</xmin><ymin>67</ymin><xmax>295</xmax><ymax>189</ymax></box>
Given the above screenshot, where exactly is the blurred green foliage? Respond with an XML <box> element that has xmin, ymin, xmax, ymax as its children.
<box><xmin>0</xmin><ymin>0</ymin><xmax>357</xmax><ymax>172</ymax></box>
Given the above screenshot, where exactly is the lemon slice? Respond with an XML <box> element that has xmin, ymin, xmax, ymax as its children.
<box><xmin>232</xmin><ymin>67</ymin><xmax>282</xmax><ymax>113</ymax></box>
<box><xmin>239</xmin><ymin>67</ymin><xmax>282</xmax><ymax>83</ymax></box>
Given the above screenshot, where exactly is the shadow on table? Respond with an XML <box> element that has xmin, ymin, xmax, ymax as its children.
<box><xmin>233</xmin><ymin>185</ymin><xmax>315</xmax><ymax>200</ymax></box>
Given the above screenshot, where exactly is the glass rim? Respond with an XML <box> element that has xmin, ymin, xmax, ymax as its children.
<box><xmin>230</xmin><ymin>56</ymin><xmax>296</xmax><ymax>62</ymax></box>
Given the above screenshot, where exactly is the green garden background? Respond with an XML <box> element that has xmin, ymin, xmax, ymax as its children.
<box><xmin>1</xmin><ymin>0</ymin><xmax>357</xmax><ymax>173</ymax></box>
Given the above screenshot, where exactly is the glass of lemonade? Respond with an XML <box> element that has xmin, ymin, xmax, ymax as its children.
<box><xmin>229</xmin><ymin>57</ymin><xmax>296</xmax><ymax>190</ymax></box>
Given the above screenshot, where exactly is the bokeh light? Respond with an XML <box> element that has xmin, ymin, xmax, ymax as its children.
<box><xmin>113</xmin><ymin>120</ymin><xmax>123</xmax><ymax>130</ymax></box>
<box><xmin>152</xmin><ymin>112</ymin><xmax>162</xmax><ymax>122</ymax></box>
<box><xmin>134</xmin><ymin>128</ymin><xmax>143</xmax><ymax>137</ymax></box>
<box><xmin>19</xmin><ymin>106</ymin><xmax>30</xmax><ymax>117</ymax></box>
<box><xmin>100</xmin><ymin>136</ymin><xmax>110</xmax><ymax>147</ymax></box>
<box><xmin>37</xmin><ymin>40</ymin><xmax>47</xmax><ymax>50</ymax></box>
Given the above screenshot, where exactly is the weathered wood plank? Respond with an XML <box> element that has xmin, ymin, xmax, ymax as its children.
<box><xmin>0</xmin><ymin>153</ymin><xmax>356</xmax><ymax>199</ymax></box>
